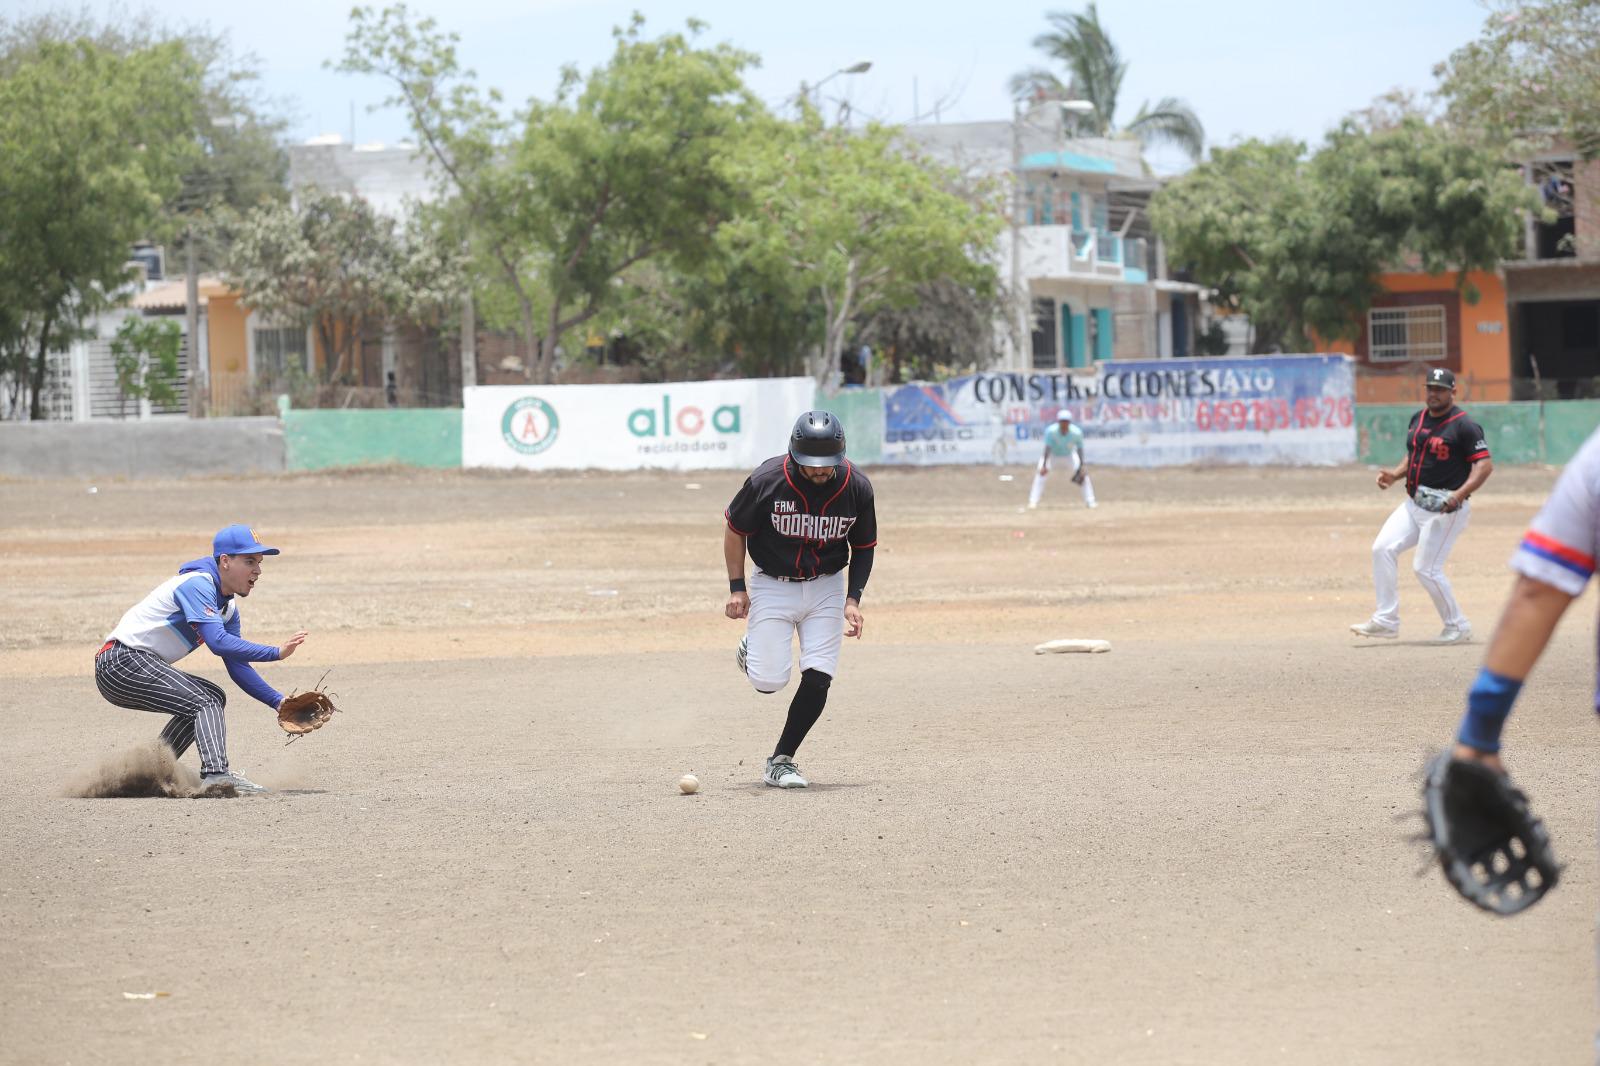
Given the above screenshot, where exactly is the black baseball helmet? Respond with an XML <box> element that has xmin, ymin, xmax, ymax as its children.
<box><xmin>789</xmin><ymin>410</ymin><xmax>846</xmax><ymax>468</ymax></box>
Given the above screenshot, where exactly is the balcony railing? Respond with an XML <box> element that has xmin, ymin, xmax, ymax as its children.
<box><xmin>1013</xmin><ymin>226</ymin><xmax>1151</xmax><ymax>284</ymax></box>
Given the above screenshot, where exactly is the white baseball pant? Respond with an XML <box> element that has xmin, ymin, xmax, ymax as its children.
<box><xmin>1029</xmin><ymin>453</ymin><xmax>1096</xmax><ymax>508</ymax></box>
<box><xmin>743</xmin><ymin>570</ymin><xmax>846</xmax><ymax>693</ymax></box>
<box><xmin>1368</xmin><ymin>497</ymin><xmax>1471</xmax><ymax>631</ymax></box>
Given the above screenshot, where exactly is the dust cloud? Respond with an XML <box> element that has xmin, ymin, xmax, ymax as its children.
<box><xmin>65</xmin><ymin>742</ymin><xmax>233</xmax><ymax>799</ymax></box>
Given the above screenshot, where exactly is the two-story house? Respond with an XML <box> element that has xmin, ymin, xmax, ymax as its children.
<box><xmin>902</xmin><ymin>101</ymin><xmax>1205</xmax><ymax>373</ymax></box>
<box><xmin>1328</xmin><ymin>141</ymin><xmax>1600</xmax><ymax>403</ymax></box>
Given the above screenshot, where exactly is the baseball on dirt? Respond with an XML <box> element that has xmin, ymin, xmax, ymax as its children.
<box><xmin>678</xmin><ymin>774</ymin><xmax>700</xmax><ymax>795</ymax></box>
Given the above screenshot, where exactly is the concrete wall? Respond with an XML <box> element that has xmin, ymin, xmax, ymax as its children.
<box><xmin>282</xmin><ymin>409</ymin><xmax>461</xmax><ymax>471</ymax></box>
<box><xmin>1357</xmin><ymin>400</ymin><xmax>1600</xmax><ymax>465</ymax></box>
<box><xmin>0</xmin><ymin>418</ymin><xmax>284</xmax><ymax>479</ymax></box>
<box><xmin>6</xmin><ymin>398</ymin><xmax>1595</xmax><ymax>479</ymax></box>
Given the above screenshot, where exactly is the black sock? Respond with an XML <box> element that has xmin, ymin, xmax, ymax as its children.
<box><xmin>775</xmin><ymin>669</ymin><xmax>831</xmax><ymax>758</ymax></box>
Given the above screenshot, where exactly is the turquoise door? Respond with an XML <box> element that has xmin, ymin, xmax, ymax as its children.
<box><xmin>1065</xmin><ymin>308</ymin><xmax>1088</xmax><ymax>368</ymax></box>
<box><xmin>1093</xmin><ymin>308</ymin><xmax>1113</xmax><ymax>362</ymax></box>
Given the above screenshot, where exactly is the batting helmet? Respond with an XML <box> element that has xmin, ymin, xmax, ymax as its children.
<box><xmin>789</xmin><ymin>410</ymin><xmax>846</xmax><ymax>468</ymax></box>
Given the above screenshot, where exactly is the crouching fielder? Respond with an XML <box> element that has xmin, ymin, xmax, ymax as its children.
<box><xmin>724</xmin><ymin>411</ymin><xmax>878</xmax><ymax>789</ymax></box>
<box><xmin>94</xmin><ymin>525</ymin><xmax>308</xmax><ymax>794</ymax></box>
<box><xmin>1029</xmin><ymin>408</ymin><xmax>1096</xmax><ymax>509</ymax></box>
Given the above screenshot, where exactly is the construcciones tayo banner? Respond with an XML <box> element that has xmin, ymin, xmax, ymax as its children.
<box><xmin>880</xmin><ymin>355</ymin><xmax>1355</xmax><ymax>467</ymax></box>
<box><xmin>463</xmin><ymin>378</ymin><xmax>815</xmax><ymax>471</ymax></box>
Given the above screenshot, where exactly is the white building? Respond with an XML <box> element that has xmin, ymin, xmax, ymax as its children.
<box><xmin>902</xmin><ymin>103</ymin><xmax>1207</xmax><ymax>371</ymax></box>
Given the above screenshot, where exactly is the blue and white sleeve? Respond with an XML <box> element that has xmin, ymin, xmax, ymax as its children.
<box><xmin>1510</xmin><ymin>428</ymin><xmax>1600</xmax><ymax>597</ymax></box>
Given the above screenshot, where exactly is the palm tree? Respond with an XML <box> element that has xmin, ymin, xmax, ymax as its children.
<box><xmin>1009</xmin><ymin>3</ymin><xmax>1205</xmax><ymax>161</ymax></box>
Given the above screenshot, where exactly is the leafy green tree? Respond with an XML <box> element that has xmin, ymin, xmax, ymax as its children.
<box><xmin>0</xmin><ymin>12</ymin><xmax>289</xmax><ymax>261</ymax></box>
<box><xmin>334</xmin><ymin>6</ymin><xmax>526</xmax><ymax>367</ymax></box>
<box><xmin>508</xmin><ymin>17</ymin><xmax>760</xmax><ymax>382</ymax></box>
<box><xmin>1150</xmin><ymin>118</ymin><xmax>1536</xmax><ymax>352</ymax></box>
<box><xmin>0</xmin><ymin>38</ymin><xmax>202</xmax><ymax>418</ymax></box>
<box><xmin>1009</xmin><ymin>3</ymin><xmax>1204</xmax><ymax>160</ymax></box>
<box><xmin>224</xmin><ymin>190</ymin><xmax>464</xmax><ymax>391</ymax></box>
<box><xmin>1436</xmin><ymin>0</ymin><xmax>1600</xmax><ymax>158</ymax></box>
<box><xmin>337</xmin><ymin>8</ymin><xmax>761</xmax><ymax>384</ymax></box>
<box><xmin>720</xmin><ymin>118</ymin><xmax>1004</xmax><ymax>384</ymax></box>
<box><xmin>110</xmin><ymin>317</ymin><xmax>183</xmax><ymax>419</ymax></box>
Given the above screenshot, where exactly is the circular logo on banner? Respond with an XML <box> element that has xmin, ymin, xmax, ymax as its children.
<box><xmin>501</xmin><ymin>397</ymin><xmax>559</xmax><ymax>455</ymax></box>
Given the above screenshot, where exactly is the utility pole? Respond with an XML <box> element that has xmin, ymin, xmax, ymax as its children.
<box><xmin>1011</xmin><ymin>102</ymin><xmax>1025</xmax><ymax>368</ymax></box>
<box><xmin>185</xmin><ymin>228</ymin><xmax>201</xmax><ymax>417</ymax></box>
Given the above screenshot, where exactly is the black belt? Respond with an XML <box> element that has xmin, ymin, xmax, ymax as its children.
<box><xmin>759</xmin><ymin>571</ymin><xmax>827</xmax><ymax>583</ymax></box>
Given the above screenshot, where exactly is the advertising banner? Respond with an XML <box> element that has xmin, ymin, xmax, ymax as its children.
<box><xmin>880</xmin><ymin>355</ymin><xmax>1356</xmax><ymax>467</ymax></box>
<box><xmin>463</xmin><ymin>378</ymin><xmax>816</xmax><ymax>471</ymax></box>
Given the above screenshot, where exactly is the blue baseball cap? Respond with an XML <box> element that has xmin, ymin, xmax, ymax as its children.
<box><xmin>213</xmin><ymin>524</ymin><xmax>280</xmax><ymax>557</ymax></box>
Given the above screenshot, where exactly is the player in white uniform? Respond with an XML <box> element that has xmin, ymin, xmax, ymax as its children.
<box><xmin>1028</xmin><ymin>408</ymin><xmax>1096</xmax><ymax>509</ymax></box>
<box><xmin>1352</xmin><ymin>368</ymin><xmax>1493</xmax><ymax>643</ymax></box>
<box><xmin>1442</xmin><ymin>423</ymin><xmax>1600</xmax><ymax>1055</ymax></box>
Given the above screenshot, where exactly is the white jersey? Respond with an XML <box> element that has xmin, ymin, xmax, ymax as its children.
<box><xmin>1511</xmin><ymin>427</ymin><xmax>1600</xmax><ymax>599</ymax></box>
<box><xmin>107</xmin><ymin>571</ymin><xmax>237</xmax><ymax>665</ymax></box>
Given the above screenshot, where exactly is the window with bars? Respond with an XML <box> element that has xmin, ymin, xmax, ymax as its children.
<box><xmin>254</xmin><ymin>327</ymin><xmax>310</xmax><ymax>380</ymax></box>
<box><xmin>1368</xmin><ymin>305</ymin><xmax>1446</xmax><ymax>363</ymax></box>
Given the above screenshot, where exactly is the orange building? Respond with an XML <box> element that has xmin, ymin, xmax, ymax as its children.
<box><xmin>1322</xmin><ymin>270</ymin><xmax>1511</xmax><ymax>404</ymax></box>
<box><xmin>132</xmin><ymin>277</ymin><xmax>403</xmax><ymax>414</ymax></box>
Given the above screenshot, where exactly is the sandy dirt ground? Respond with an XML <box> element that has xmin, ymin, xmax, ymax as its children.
<box><xmin>1</xmin><ymin>462</ymin><xmax>1596</xmax><ymax>1065</ymax></box>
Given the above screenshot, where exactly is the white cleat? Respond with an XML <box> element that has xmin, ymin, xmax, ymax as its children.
<box><xmin>1349</xmin><ymin>620</ymin><xmax>1399</xmax><ymax>639</ymax></box>
<box><xmin>763</xmin><ymin>754</ymin><xmax>808</xmax><ymax>789</ymax></box>
<box><xmin>199</xmin><ymin>770</ymin><xmax>268</xmax><ymax>795</ymax></box>
<box><xmin>1433</xmin><ymin>624</ymin><xmax>1473</xmax><ymax>645</ymax></box>
<box><xmin>736</xmin><ymin>635</ymin><xmax>749</xmax><ymax>676</ymax></box>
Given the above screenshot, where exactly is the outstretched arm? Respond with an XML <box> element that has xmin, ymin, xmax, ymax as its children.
<box><xmin>226</xmin><ymin>659</ymin><xmax>284</xmax><ymax>710</ymax></box>
<box><xmin>1453</xmin><ymin>576</ymin><xmax>1574</xmax><ymax>773</ymax></box>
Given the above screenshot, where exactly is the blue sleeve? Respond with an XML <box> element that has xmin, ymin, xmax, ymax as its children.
<box><xmin>192</xmin><ymin>613</ymin><xmax>280</xmax><ymax>663</ymax></box>
<box><xmin>226</xmin><ymin>659</ymin><xmax>283</xmax><ymax>709</ymax></box>
<box><xmin>173</xmin><ymin>575</ymin><xmax>223</xmax><ymax>625</ymax></box>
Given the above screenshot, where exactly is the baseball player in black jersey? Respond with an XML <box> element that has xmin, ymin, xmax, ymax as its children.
<box><xmin>1352</xmin><ymin>367</ymin><xmax>1494</xmax><ymax>643</ymax></box>
<box><xmin>724</xmin><ymin>411</ymin><xmax>878</xmax><ymax>788</ymax></box>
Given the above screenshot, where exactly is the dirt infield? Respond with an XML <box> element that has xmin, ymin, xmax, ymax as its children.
<box><xmin>1</xmin><ymin>463</ymin><xmax>1594</xmax><ymax>1065</ymax></box>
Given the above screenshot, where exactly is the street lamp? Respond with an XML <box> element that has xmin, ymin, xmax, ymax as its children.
<box><xmin>798</xmin><ymin>61</ymin><xmax>872</xmax><ymax>112</ymax></box>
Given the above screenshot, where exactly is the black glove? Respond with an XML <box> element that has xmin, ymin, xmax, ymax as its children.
<box><xmin>1420</xmin><ymin>752</ymin><xmax>1560</xmax><ymax>915</ymax></box>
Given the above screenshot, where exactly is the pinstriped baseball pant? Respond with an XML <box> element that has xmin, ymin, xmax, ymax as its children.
<box><xmin>94</xmin><ymin>643</ymin><xmax>229</xmax><ymax>775</ymax></box>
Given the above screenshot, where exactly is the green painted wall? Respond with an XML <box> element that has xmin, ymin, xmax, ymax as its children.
<box><xmin>283</xmin><ymin>409</ymin><xmax>462</xmax><ymax>471</ymax></box>
<box><xmin>818</xmin><ymin>387</ymin><xmax>883</xmax><ymax>464</ymax></box>
<box><xmin>1357</xmin><ymin>401</ymin><xmax>1600</xmax><ymax>466</ymax></box>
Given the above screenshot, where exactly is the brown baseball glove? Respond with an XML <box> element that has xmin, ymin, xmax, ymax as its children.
<box><xmin>277</xmin><ymin>683</ymin><xmax>338</xmax><ymax>737</ymax></box>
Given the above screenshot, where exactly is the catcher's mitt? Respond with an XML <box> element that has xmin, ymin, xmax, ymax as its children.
<box><xmin>1413</xmin><ymin>485</ymin><xmax>1454</xmax><ymax>513</ymax></box>
<box><xmin>1420</xmin><ymin>751</ymin><xmax>1559</xmax><ymax>915</ymax></box>
<box><xmin>277</xmin><ymin>681</ymin><xmax>338</xmax><ymax>737</ymax></box>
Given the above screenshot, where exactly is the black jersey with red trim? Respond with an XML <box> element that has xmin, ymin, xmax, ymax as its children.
<box><xmin>1404</xmin><ymin>406</ymin><xmax>1490</xmax><ymax>494</ymax></box>
<box><xmin>725</xmin><ymin>456</ymin><xmax>878</xmax><ymax>580</ymax></box>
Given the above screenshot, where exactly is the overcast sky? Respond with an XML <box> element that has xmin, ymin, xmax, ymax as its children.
<box><xmin>18</xmin><ymin>0</ymin><xmax>1493</xmax><ymax>168</ymax></box>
